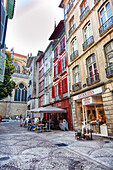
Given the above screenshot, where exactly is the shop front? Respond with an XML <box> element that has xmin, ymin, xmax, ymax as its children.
<box><xmin>73</xmin><ymin>87</ymin><xmax>108</xmax><ymax>136</ymax></box>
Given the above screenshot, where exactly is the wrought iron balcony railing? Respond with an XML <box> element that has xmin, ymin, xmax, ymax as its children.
<box><xmin>99</xmin><ymin>16</ymin><xmax>113</xmax><ymax>35</ymax></box>
<box><xmin>86</xmin><ymin>73</ymin><xmax>100</xmax><ymax>85</ymax></box>
<box><xmin>70</xmin><ymin>50</ymin><xmax>78</xmax><ymax>61</ymax></box>
<box><xmin>105</xmin><ymin>65</ymin><xmax>113</xmax><ymax>78</ymax></box>
<box><xmin>83</xmin><ymin>36</ymin><xmax>94</xmax><ymax>50</ymax></box>
<box><xmin>72</xmin><ymin>82</ymin><xmax>81</xmax><ymax>91</ymax></box>
<box><xmin>80</xmin><ymin>6</ymin><xmax>89</xmax><ymax>20</ymax></box>
<box><xmin>69</xmin><ymin>24</ymin><xmax>75</xmax><ymax>35</ymax></box>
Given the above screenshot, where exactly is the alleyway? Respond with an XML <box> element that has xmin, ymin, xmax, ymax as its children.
<box><xmin>0</xmin><ymin>121</ymin><xmax>113</xmax><ymax>170</ymax></box>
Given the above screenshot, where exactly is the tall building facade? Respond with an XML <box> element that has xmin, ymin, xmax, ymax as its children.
<box><xmin>49</xmin><ymin>20</ymin><xmax>72</xmax><ymax>129</ymax></box>
<box><xmin>60</xmin><ymin>0</ymin><xmax>113</xmax><ymax>136</ymax></box>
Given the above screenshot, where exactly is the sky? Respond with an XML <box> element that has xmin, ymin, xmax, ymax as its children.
<box><xmin>5</xmin><ymin>0</ymin><xmax>64</xmax><ymax>56</ymax></box>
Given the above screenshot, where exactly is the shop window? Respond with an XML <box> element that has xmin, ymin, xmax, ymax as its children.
<box><xmin>105</xmin><ymin>41</ymin><xmax>113</xmax><ymax>77</ymax></box>
<box><xmin>14</xmin><ymin>83</ymin><xmax>27</xmax><ymax>102</ymax></box>
<box><xmin>73</xmin><ymin>66</ymin><xmax>80</xmax><ymax>84</ymax></box>
<box><xmin>86</xmin><ymin>54</ymin><xmax>99</xmax><ymax>85</ymax></box>
<box><xmin>99</xmin><ymin>1</ymin><xmax>113</xmax><ymax>35</ymax></box>
<box><xmin>70</xmin><ymin>38</ymin><xmax>78</xmax><ymax>61</ymax></box>
<box><xmin>69</xmin><ymin>16</ymin><xmax>75</xmax><ymax>35</ymax></box>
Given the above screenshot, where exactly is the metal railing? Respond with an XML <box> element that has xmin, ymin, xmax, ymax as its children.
<box><xmin>99</xmin><ymin>16</ymin><xmax>113</xmax><ymax>35</ymax></box>
<box><xmin>83</xmin><ymin>36</ymin><xmax>94</xmax><ymax>50</ymax></box>
<box><xmin>86</xmin><ymin>73</ymin><xmax>99</xmax><ymax>85</ymax></box>
<box><xmin>59</xmin><ymin>46</ymin><xmax>65</xmax><ymax>54</ymax></box>
<box><xmin>80</xmin><ymin>6</ymin><xmax>89</xmax><ymax>20</ymax></box>
<box><xmin>105</xmin><ymin>65</ymin><xmax>113</xmax><ymax>77</ymax></box>
<box><xmin>70</xmin><ymin>50</ymin><xmax>78</xmax><ymax>61</ymax></box>
<box><xmin>69</xmin><ymin>24</ymin><xmax>75</xmax><ymax>35</ymax></box>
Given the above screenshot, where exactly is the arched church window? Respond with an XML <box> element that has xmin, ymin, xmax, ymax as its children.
<box><xmin>14</xmin><ymin>61</ymin><xmax>20</xmax><ymax>73</ymax></box>
<box><xmin>14</xmin><ymin>83</ymin><xmax>27</xmax><ymax>102</ymax></box>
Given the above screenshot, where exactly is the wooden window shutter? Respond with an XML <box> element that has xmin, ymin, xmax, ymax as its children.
<box><xmin>65</xmin><ymin>77</ymin><xmax>68</xmax><ymax>92</ymax></box>
<box><xmin>65</xmin><ymin>56</ymin><xmax>67</xmax><ymax>67</ymax></box>
<box><xmin>52</xmin><ymin>86</ymin><xmax>55</xmax><ymax>98</ymax></box>
<box><xmin>58</xmin><ymin>82</ymin><xmax>61</xmax><ymax>95</ymax></box>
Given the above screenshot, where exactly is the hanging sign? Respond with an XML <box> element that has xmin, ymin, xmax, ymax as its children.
<box><xmin>82</xmin><ymin>97</ymin><xmax>93</xmax><ymax>105</ymax></box>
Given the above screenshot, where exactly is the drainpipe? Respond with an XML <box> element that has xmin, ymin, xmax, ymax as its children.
<box><xmin>63</xmin><ymin>6</ymin><xmax>74</xmax><ymax>129</ymax></box>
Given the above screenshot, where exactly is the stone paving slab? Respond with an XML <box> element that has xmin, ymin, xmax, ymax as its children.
<box><xmin>0</xmin><ymin>121</ymin><xmax>113</xmax><ymax>170</ymax></box>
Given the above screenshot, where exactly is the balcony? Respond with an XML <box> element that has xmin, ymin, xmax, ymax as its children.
<box><xmin>105</xmin><ymin>65</ymin><xmax>113</xmax><ymax>78</ymax></box>
<box><xmin>69</xmin><ymin>24</ymin><xmax>75</xmax><ymax>35</ymax></box>
<box><xmin>83</xmin><ymin>36</ymin><xmax>94</xmax><ymax>50</ymax></box>
<box><xmin>70</xmin><ymin>50</ymin><xmax>78</xmax><ymax>61</ymax></box>
<box><xmin>99</xmin><ymin>16</ymin><xmax>113</xmax><ymax>35</ymax></box>
<box><xmin>72</xmin><ymin>82</ymin><xmax>81</xmax><ymax>92</ymax></box>
<box><xmin>67</xmin><ymin>1</ymin><xmax>73</xmax><ymax>15</ymax></box>
<box><xmin>86</xmin><ymin>73</ymin><xmax>100</xmax><ymax>85</ymax></box>
<box><xmin>80</xmin><ymin>6</ymin><xmax>89</xmax><ymax>21</ymax></box>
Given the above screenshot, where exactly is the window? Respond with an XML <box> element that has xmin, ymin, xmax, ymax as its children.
<box><xmin>73</xmin><ymin>66</ymin><xmax>80</xmax><ymax>84</ymax></box>
<box><xmin>99</xmin><ymin>2</ymin><xmax>112</xmax><ymax>25</ymax></box>
<box><xmin>80</xmin><ymin>0</ymin><xmax>88</xmax><ymax>20</ymax></box>
<box><xmin>81</xmin><ymin>0</ymin><xmax>88</xmax><ymax>13</ymax></box>
<box><xmin>39</xmin><ymin>81</ymin><xmax>44</xmax><ymax>92</ymax></box>
<box><xmin>72</xmin><ymin>39</ymin><xmax>77</xmax><ymax>53</ymax></box>
<box><xmin>60</xmin><ymin>37</ymin><xmax>65</xmax><ymax>53</ymax></box>
<box><xmin>54</xmin><ymin>47</ymin><xmax>58</xmax><ymax>59</ymax></box>
<box><xmin>69</xmin><ymin>16</ymin><xmax>75</xmax><ymax>35</ymax></box>
<box><xmin>84</xmin><ymin>22</ymin><xmax>92</xmax><ymax>41</ymax></box>
<box><xmin>54</xmin><ymin>64</ymin><xmax>58</xmax><ymax>78</ymax></box>
<box><xmin>87</xmin><ymin>54</ymin><xmax>98</xmax><ymax>83</ymax></box>
<box><xmin>62</xmin><ymin>57</ymin><xmax>65</xmax><ymax>71</ymax></box>
<box><xmin>55</xmin><ymin>84</ymin><xmax>58</xmax><ymax>96</ymax></box>
<box><xmin>105</xmin><ymin>41</ymin><xmax>113</xmax><ymax>66</ymax></box>
<box><xmin>14</xmin><ymin>83</ymin><xmax>27</xmax><ymax>102</ymax></box>
<box><xmin>14</xmin><ymin>61</ymin><xmax>20</xmax><ymax>74</ymax></box>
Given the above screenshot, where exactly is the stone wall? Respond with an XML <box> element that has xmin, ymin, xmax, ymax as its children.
<box><xmin>0</xmin><ymin>101</ymin><xmax>27</xmax><ymax>116</ymax></box>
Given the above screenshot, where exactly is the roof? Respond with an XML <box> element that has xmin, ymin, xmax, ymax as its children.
<box><xmin>49</xmin><ymin>20</ymin><xmax>64</xmax><ymax>40</ymax></box>
<box><xmin>59</xmin><ymin>0</ymin><xmax>64</xmax><ymax>8</ymax></box>
<box><xmin>14</xmin><ymin>53</ymin><xmax>27</xmax><ymax>59</ymax></box>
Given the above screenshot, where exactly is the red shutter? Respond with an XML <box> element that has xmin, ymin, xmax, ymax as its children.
<box><xmin>60</xmin><ymin>59</ymin><xmax>62</xmax><ymax>73</ymax></box>
<box><xmin>54</xmin><ymin>66</ymin><xmax>55</xmax><ymax>77</ymax></box>
<box><xmin>65</xmin><ymin>77</ymin><xmax>68</xmax><ymax>92</ymax></box>
<box><xmin>58</xmin><ymin>82</ymin><xmax>61</xmax><ymax>95</ymax></box>
<box><xmin>52</xmin><ymin>86</ymin><xmax>55</xmax><ymax>98</ymax></box>
<box><xmin>65</xmin><ymin>56</ymin><xmax>67</xmax><ymax>67</ymax></box>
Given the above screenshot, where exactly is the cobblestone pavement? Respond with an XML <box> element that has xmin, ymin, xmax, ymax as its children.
<box><xmin>0</xmin><ymin>121</ymin><xmax>113</xmax><ymax>170</ymax></box>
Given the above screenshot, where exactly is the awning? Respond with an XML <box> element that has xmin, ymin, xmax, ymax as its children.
<box><xmin>27</xmin><ymin>106</ymin><xmax>66</xmax><ymax>114</ymax></box>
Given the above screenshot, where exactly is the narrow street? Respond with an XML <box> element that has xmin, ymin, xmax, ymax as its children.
<box><xmin>0</xmin><ymin>121</ymin><xmax>113</xmax><ymax>170</ymax></box>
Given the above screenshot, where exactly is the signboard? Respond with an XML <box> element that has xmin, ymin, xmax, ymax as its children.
<box><xmin>82</xmin><ymin>97</ymin><xmax>93</xmax><ymax>105</ymax></box>
<box><xmin>0</xmin><ymin>51</ymin><xmax>6</xmax><ymax>82</ymax></box>
<box><xmin>73</xmin><ymin>87</ymin><xmax>102</xmax><ymax>100</ymax></box>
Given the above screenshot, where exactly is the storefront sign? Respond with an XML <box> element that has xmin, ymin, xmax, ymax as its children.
<box><xmin>73</xmin><ymin>87</ymin><xmax>102</xmax><ymax>100</ymax></box>
<box><xmin>82</xmin><ymin>97</ymin><xmax>92</xmax><ymax>105</ymax></box>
